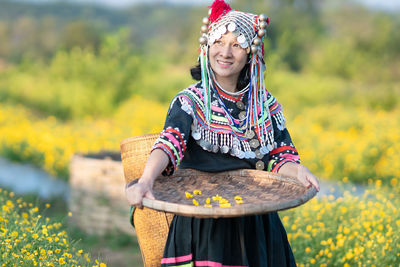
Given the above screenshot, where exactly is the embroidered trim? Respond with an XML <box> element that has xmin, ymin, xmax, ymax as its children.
<box><xmin>152</xmin><ymin>127</ymin><xmax>187</xmax><ymax>169</ymax></box>
<box><xmin>176</xmin><ymin>83</ymin><xmax>286</xmax><ymax>160</ymax></box>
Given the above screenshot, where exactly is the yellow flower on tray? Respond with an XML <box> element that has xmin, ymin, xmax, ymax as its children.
<box><xmin>212</xmin><ymin>194</ymin><xmax>222</xmax><ymax>201</ymax></box>
<box><xmin>193</xmin><ymin>190</ymin><xmax>202</xmax><ymax>195</ymax></box>
<box><xmin>204</xmin><ymin>204</ymin><xmax>212</xmax><ymax>208</ymax></box>
<box><xmin>193</xmin><ymin>199</ymin><xmax>199</xmax><ymax>206</ymax></box>
<box><xmin>206</xmin><ymin>198</ymin><xmax>211</xmax><ymax>204</ymax></box>
<box><xmin>234</xmin><ymin>196</ymin><xmax>242</xmax><ymax>201</ymax></box>
<box><xmin>220</xmin><ymin>203</ymin><xmax>231</xmax><ymax>208</ymax></box>
<box><xmin>185</xmin><ymin>192</ymin><xmax>193</xmax><ymax>199</ymax></box>
<box><xmin>236</xmin><ymin>199</ymin><xmax>243</xmax><ymax>205</ymax></box>
<box><xmin>219</xmin><ymin>199</ymin><xmax>229</xmax><ymax>204</ymax></box>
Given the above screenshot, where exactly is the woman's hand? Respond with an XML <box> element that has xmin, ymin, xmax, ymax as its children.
<box><xmin>125</xmin><ymin>180</ymin><xmax>155</xmax><ymax>209</ymax></box>
<box><xmin>125</xmin><ymin>148</ymin><xmax>170</xmax><ymax>208</ymax></box>
<box><xmin>296</xmin><ymin>164</ymin><xmax>320</xmax><ymax>192</ymax></box>
<box><xmin>278</xmin><ymin>162</ymin><xmax>320</xmax><ymax>192</ymax></box>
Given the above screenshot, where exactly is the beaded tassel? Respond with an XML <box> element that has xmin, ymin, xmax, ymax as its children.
<box><xmin>200</xmin><ymin>45</ymin><xmax>212</xmax><ymax>125</ymax></box>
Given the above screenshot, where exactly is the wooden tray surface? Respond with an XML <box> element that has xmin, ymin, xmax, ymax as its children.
<box><xmin>134</xmin><ymin>168</ymin><xmax>317</xmax><ymax>218</ymax></box>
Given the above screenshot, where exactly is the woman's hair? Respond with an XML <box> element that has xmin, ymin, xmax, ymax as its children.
<box><xmin>190</xmin><ymin>62</ymin><xmax>251</xmax><ymax>91</ymax></box>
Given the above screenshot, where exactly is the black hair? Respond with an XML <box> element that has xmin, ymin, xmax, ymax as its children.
<box><xmin>190</xmin><ymin>60</ymin><xmax>251</xmax><ymax>91</ymax></box>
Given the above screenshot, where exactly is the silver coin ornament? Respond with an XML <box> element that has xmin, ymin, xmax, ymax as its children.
<box><xmin>248</xmin><ymin>151</ymin><xmax>256</xmax><ymax>158</ymax></box>
<box><xmin>267</xmin><ymin>144</ymin><xmax>273</xmax><ymax>151</ymax></box>
<box><xmin>253</xmin><ymin>38</ymin><xmax>261</xmax><ymax>46</ymax></box>
<box><xmin>227</xmin><ymin>23</ymin><xmax>236</xmax><ymax>32</ymax></box>
<box><xmin>258</xmin><ymin>29</ymin><xmax>266</xmax><ymax>37</ymax></box>
<box><xmin>192</xmin><ymin>131</ymin><xmax>201</xmax><ymax>140</ymax></box>
<box><xmin>244</xmin><ymin>151</ymin><xmax>252</xmax><ymax>159</ymax></box>
<box><xmin>249</xmin><ymin>139</ymin><xmax>260</xmax><ymax>148</ymax></box>
<box><xmin>221</xmin><ymin>145</ymin><xmax>229</xmax><ymax>154</ymax></box>
<box><xmin>245</xmin><ymin>130</ymin><xmax>255</xmax><ymax>139</ymax></box>
<box><xmin>259</xmin><ymin>21</ymin><xmax>268</xmax><ymax>29</ymax></box>
<box><xmin>260</xmin><ymin>145</ymin><xmax>269</xmax><ymax>155</ymax></box>
<box><xmin>251</xmin><ymin>45</ymin><xmax>258</xmax><ymax>54</ymax></box>
<box><xmin>202</xmin><ymin>17</ymin><xmax>210</xmax><ymax>25</ymax></box>
<box><xmin>238</xmin><ymin>150</ymin><xmax>245</xmax><ymax>159</ymax></box>
<box><xmin>255</xmin><ymin>160</ymin><xmax>265</xmax><ymax>170</ymax></box>
<box><xmin>218</xmin><ymin>26</ymin><xmax>227</xmax><ymax>35</ymax></box>
<box><xmin>236</xmin><ymin>100</ymin><xmax>245</xmax><ymax>110</ymax></box>
<box><xmin>212</xmin><ymin>145</ymin><xmax>219</xmax><ymax>153</ymax></box>
<box><xmin>259</xmin><ymin>14</ymin><xmax>267</xmax><ymax>22</ymax></box>
<box><xmin>240</xmin><ymin>41</ymin><xmax>249</xmax><ymax>49</ymax></box>
<box><xmin>199</xmin><ymin>36</ymin><xmax>208</xmax><ymax>45</ymax></box>
<box><xmin>255</xmin><ymin>149</ymin><xmax>264</xmax><ymax>159</ymax></box>
<box><xmin>239</xmin><ymin>111</ymin><xmax>247</xmax><ymax>120</ymax></box>
<box><xmin>237</xmin><ymin>35</ymin><xmax>246</xmax><ymax>44</ymax></box>
<box><xmin>201</xmin><ymin>25</ymin><xmax>208</xmax><ymax>33</ymax></box>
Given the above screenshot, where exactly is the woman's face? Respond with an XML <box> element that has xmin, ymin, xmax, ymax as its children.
<box><xmin>209</xmin><ymin>32</ymin><xmax>248</xmax><ymax>86</ymax></box>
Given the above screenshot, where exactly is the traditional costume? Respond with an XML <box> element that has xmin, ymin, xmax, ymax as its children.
<box><xmin>152</xmin><ymin>1</ymin><xmax>300</xmax><ymax>266</ymax></box>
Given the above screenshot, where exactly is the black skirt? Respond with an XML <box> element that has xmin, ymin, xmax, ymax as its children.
<box><xmin>161</xmin><ymin>212</ymin><xmax>296</xmax><ymax>267</ymax></box>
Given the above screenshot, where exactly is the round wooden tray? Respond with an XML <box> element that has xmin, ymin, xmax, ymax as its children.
<box><xmin>134</xmin><ymin>168</ymin><xmax>317</xmax><ymax>218</ymax></box>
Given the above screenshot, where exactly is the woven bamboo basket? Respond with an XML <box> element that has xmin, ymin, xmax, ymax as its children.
<box><xmin>120</xmin><ymin>133</ymin><xmax>174</xmax><ymax>267</ymax></box>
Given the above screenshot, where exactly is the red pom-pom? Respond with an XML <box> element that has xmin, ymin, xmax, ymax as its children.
<box><xmin>266</xmin><ymin>17</ymin><xmax>270</xmax><ymax>25</ymax></box>
<box><xmin>208</xmin><ymin>0</ymin><xmax>232</xmax><ymax>24</ymax></box>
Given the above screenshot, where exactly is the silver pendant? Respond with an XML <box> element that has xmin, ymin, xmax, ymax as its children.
<box><xmin>244</xmin><ymin>151</ymin><xmax>252</xmax><ymax>159</ymax></box>
<box><xmin>192</xmin><ymin>131</ymin><xmax>201</xmax><ymax>140</ymax></box>
<box><xmin>260</xmin><ymin>146</ymin><xmax>269</xmax><ymax>155</ymax></box>
<box><xmin>255</xmin><ymin>160</ymin><xmax>265</xmax><ymax>170</ymax></box>
<box><xmin>255</xmin><ymin>149</ymin><xmax>264</xmax><ymax>159</ymax></box>
<box><xmin>212</xmin><ymin>145</ymin><xmax>219</xmax><ymax>153</ymax></box>
<box><xmin>236</xmin><ymin>100</ymin><xmax>245</xmax><ymax>110</ymax></box>
<box><xmin>221</xmin><ymin>145</ymin><xmax>229</xmax><ymax>154</ymax></box>
<box><xmin>248</xmin><ymin>151</ymin><xmax>256</xmax><ymax>158</ymax></box>
<box><xmin>245</xmin><ymin>130</ymin><xmax>255</xmax><ymax>139</ymax></box>
<box><xmin>267</xmin><ymin>144</ymin><xmax>273</xmax><ymax>151</ymax></box>
<box><xmin>239</xmin><ymin>111</ymin><xmax>247</xmax><ymax>120</ymax></box>
<box><xmin>249</xmin><ymin>139</ymin><xmax>260</xmax><ymax>148</ymax></box>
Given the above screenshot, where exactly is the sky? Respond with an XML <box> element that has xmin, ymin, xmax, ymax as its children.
<box><xmin>8</xmin><ymin>0</ymin><xmax>400</xmax><ymax>10</ymax></box>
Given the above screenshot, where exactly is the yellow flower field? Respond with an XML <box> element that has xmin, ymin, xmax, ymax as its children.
<box><xmin>0</xmin><ymin>188</ymin><xmax>106</xmax><ymax>266</ymax></box>
<box><xmin>282</xmin><ymin>179</ymin><xmax>400</xmax><ymax>266</ymax></box>
<box><xmin>1</xmin><ymin>92</ymin><xmax>399</xmax><ymax>184</ymax></box>
<box><xmin>0</xmin><ymin>96</ymin><xmax>166</xmax><ymax>179</ymax></box>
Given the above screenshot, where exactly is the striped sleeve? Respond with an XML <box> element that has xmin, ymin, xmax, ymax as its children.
<box><xmin>266</xmin><ymin>93</ymin><xmax>300</xmax><ymax>173</ymax></box>
<box><xmin>151</xmin><ymin>94</ymin><xmax>193</xmax><ymax>175</ymax></box>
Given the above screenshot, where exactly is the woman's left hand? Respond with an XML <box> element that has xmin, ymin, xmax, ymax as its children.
<box><xmin>278</xmin><ymin>163</ymin><xmax>320</xmax><ymax>192</ymax></box>
<box><xmin>296</xmin><ymin>164</ymin><xmax>320</xmax><ymax>192</ymax></box>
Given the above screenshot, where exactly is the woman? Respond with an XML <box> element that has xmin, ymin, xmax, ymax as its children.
<box><xmin>126</xmin><ymin>0</ymin><xmax>320</xmax><ymax>266</ymax></box>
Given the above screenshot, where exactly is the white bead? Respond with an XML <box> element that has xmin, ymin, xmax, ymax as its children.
<box><xmin>259</xmin><ymin>14</ymin><xmax>267</xmax><ymax>21</ymax></box>
<box><xmin>201</xmin><ymin>25</ymin><xmax>208</xmax><ymax>33</ymax></box>
<box><xmin>202</xmin><ymin>17</ymin><xmax>209</xmax><ymax>25</ymax></box>
<box><xmin>199</xmin><ymin>36</ymin><xmax>208</xmax><ymax>45</ymax></box>
<box><xmin>251</xmin><ymin>45</ymin><xmax>258</xmax><ymax>54</ymax></box>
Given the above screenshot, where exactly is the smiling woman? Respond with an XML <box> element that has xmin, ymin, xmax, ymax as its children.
<box><xmin>125</xmin><ymin>0</ymin><xmax>319</xmax><ymax>266</ymax></box>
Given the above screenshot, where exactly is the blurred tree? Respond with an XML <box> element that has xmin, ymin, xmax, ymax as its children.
<box><xmin>61</xmin><ymin>21</ymin><xmax>102</xmax><ymax>51</ymax></box>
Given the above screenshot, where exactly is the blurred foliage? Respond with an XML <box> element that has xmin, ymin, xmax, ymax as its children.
<box><xmin>0</xmin><ymin>0</ymin><xmax>399</xmax><ymax>184</ymax></box>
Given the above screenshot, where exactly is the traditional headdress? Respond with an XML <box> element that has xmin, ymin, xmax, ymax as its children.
<box><xmin>198</xmin><ymin>0</ymin><xmax>276</xmax><ymax>154</ymax></box>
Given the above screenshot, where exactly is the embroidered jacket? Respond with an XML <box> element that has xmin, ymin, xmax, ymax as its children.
<box><xmin>152</xmin><ymin>82</ymin><xmax>300</xmax><ymax>174</ymax></box>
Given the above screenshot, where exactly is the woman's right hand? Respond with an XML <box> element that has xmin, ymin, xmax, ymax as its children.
<box><xmin>125</xmin><ymin>180</ymin><xmax>155</xmax><ymax>209</ymax></box>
